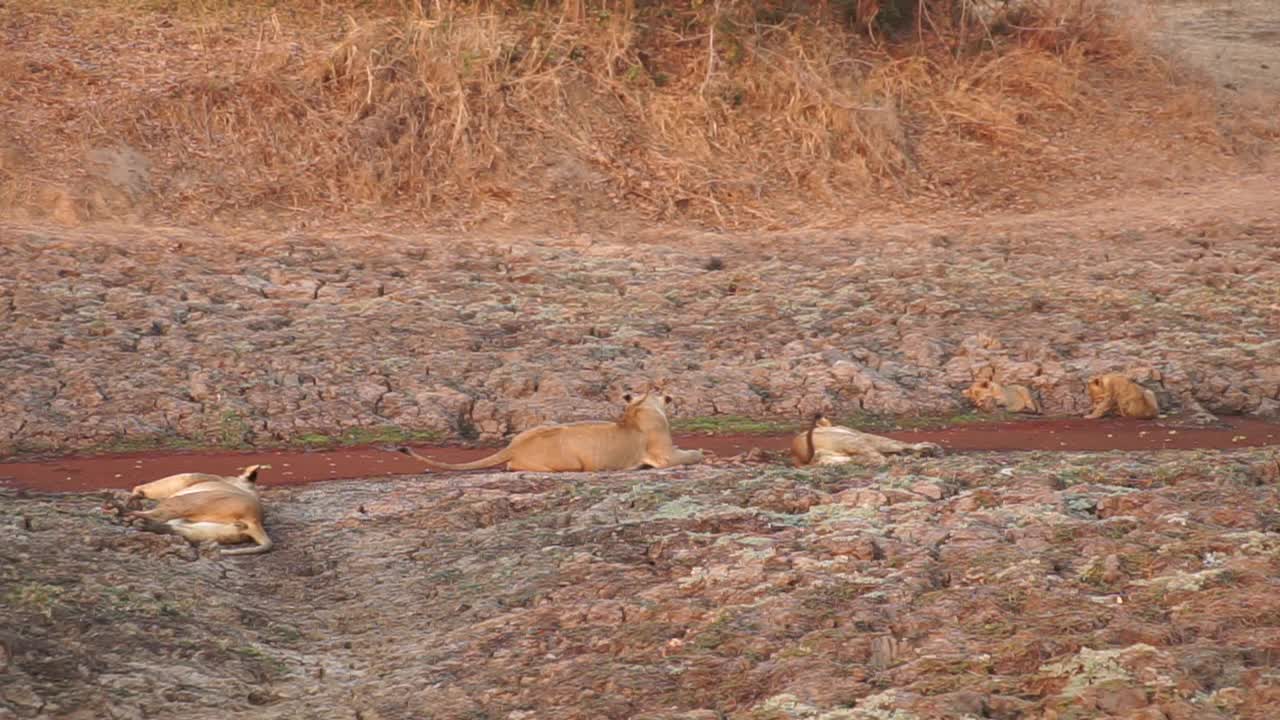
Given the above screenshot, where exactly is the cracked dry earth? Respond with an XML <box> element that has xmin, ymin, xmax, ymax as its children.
<box><xmin>2</xmin><ymin>173</ymin><xmax>1280</xmax><ymax>456</ymax></box>
<box><xmin>3</xmin><ymin>449</ymin><xmax>1280</xmax><ymax>719</ymax></box>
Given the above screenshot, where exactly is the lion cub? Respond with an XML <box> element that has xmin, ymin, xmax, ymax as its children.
<box><xmin>791</xmin><ymin>415</ymin><xmax>943</xmax><ymax>467</ymax></box>
<box><xmin>126</xmin><ymin>465</ymin><xmax>273</xmax><ymax>555</ymax></box>
<box><xmin>963</xmin><ymin>379</ymin><xmax>1041</xmax><ymax>414</ymax></box>
<box><xmin>1085</xmin><ymin>373</ymin><xmax>1159</xmax><ymax>419</ymax></box>
<box><xmin>397</xmin><ymin>391</ymin><xmax>704</xmax><ymax>472</ymax></box>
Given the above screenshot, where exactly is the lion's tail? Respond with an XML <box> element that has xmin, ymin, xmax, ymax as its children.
<box><xmin>803</xmin><ymin>413</ymin><xmax>825</xmax><ymax>465</ymax></box>
<box><xmin>395</xmin><ymin>445</ymin><xmax>515</xmax><ymax>471</ymax></box>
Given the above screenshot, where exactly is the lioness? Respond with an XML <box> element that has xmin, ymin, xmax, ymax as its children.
<box><xmin>129</xmin><ymin>465</ymin><xmax>259</xmax><ymax>501</ymax></box>
<box><xmin>1085</xmin><ymin>373</ymin><xmax>1159</xmax><ymax>419</ymax></box>
<box><xmin>963</xmin><ymin>379</ymin><xmax>1041</xmax><ymax>414</ymax></box>
<box><xmin>396</xmin><ymin>392</ymin><xmax>704</xmax><ymax>472</ymax></box>
<box><xmin>126</xmin><ymin>465</ymin><xmax>273</xmax><ymax>555</ymax></box>
<box><xmin>790</xmin><ymin>415</ymin><xmax>943</xmax><ymax>466</ymax></box>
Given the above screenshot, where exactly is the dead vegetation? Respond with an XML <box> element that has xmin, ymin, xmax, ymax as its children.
<box><xmin>0</xmin><ymin>0</ymin><xmax>1273</xmax><ymax>229</ymax></box>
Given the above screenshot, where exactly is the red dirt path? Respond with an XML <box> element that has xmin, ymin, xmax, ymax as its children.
<box><xmin>3</xmin><ymin>417</ymin><xmax>1278</xmax><ymax>493</ymax></box>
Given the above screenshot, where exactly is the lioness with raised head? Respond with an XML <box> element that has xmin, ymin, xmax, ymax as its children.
<box><xmin>963</xmin><ymin>379</ymin><xmax>1041</xmax><ymax>414</ymax></box>
<box><xmin>791</xmin><ymin>415</ymin><xmax>943</xmax><ymax>466</ymax></box>
<box><xmin>396</xmin><ymin>391</ymin><xmax>704</xmax><ymax>472</ymax></box>
<box><xmin>126</xmin><ymin>465</ymin><xmax>273</xmax><ymax>556</ymax></box>
<box><xmin>1085</xmin><ymin>373</ymin><xmax>1159</xmax><ymax>419</ymax></box>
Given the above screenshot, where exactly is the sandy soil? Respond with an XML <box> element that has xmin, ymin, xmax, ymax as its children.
<box><xmin>1153</xmin><ymin>0</ymin><xmax>1280</xmax><ymax>91</ymax></box>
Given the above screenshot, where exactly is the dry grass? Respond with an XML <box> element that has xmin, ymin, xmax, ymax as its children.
<box><xmin>0</xmin><ymin>0</ymin><xmax>1269</xmax><ymax>229</ymax></box>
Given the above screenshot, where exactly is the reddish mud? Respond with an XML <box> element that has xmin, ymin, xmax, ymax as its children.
<box><xmin>2</xmin><ymin>417</ymin><xmax>1278</xmax><ymax>493</ymax></box>
<box><xmin>886</xmin><ymin>416</ymin><xmax>1280</xmax><ymax>452</ymax></box>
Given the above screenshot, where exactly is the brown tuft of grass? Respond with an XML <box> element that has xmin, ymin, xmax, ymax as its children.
<box><xmin>0</xmin><ymin>0</ymin><xmax>1267</xmax><ymax>229</ymax></box>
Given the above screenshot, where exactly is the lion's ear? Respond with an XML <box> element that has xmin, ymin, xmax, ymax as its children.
<box><xmin>663</xmin><ymin>394</ymin><xmax>673</xmax><ymax>405</ymax></box>
<box><xmin>623</xmin><ymin>393</ymin><xmax>634</xmax><ymax>403</ymax></box>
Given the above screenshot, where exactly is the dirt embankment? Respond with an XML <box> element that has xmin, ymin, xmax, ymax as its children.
<box><xmin>1</xmin><ymin>0</ymin><xmax>1275</xmax><ymax>231</ymax></box>
<box><xmin>4</xmin><ymin>449</ymin><xmax>1280</xmax><ymax>718</ymax></box>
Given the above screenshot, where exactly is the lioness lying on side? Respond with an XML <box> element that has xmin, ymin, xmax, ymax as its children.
<box><xmin>1085</xmin><ymin>373</ymin><xmax>1159</xmax><ymax>419</ymax></box>
<box><xmin>396</xmin><ymin>391</ymin><xmax>704</xmax><ymax>472</ymax></box>
<box><xmin>963</xmin><ymin>379</ymin><xmax>1041</xmax><ymax>414</ymax></box>
<box><xmin>125</xmin><ymin>465</ymin><xmax>273</xmax><ymax>556</ymax></box>
<box><xmin>790</xmin><ymin>415</ymin><xmax>943</xmax><ymax>466</ymax></box>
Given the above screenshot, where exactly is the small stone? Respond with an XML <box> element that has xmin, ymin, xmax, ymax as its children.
<box><xmin>1101</xmin><ymin>554</ymin><xmax>1125</xmax><ymax>584</ymax></box>
<box><xmin>1095</xmin><ymin>686</ymin><xmax>1148</xmax><ymax>714</ymax></box>
<box><xmin>836</xmin><ymin>489</ymin><xmax>888</xmax><ymax>508</ymax></box>
<box><xmin>869</xmin><ymin>635</ymin><xmax>902</xmax><ymax>669</ymax></box>
<box><xmin>910</xmin><ymin>482</ymin><xmax>945</xmax><ymax>500</ymax></box>
<box><xmin>818</xmin><ymin>535</ymin><xmax>880</xmax><ymax>560</ymax></box>
<box><xmin>953</xmin><ymin>489</ymin><xmax>999</xmax><ymax>512</ymax></box>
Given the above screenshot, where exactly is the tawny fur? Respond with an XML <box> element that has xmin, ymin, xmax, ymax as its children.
<box><xmin>963</xmin><ymin>379</ymin><xmax>1041</xmax><ymax>414</ymax></box>
<box><xmin>396</xmin><ymin>392</ymin><xmax>704</xmax><ymax>473</ymax></box>
<box><xmin>131</xmin><ymin>472</ymin><xmax>237</xmax><ymax>500</ymax></box>
<box><xmin>129</xmin><ymin>464</ymin><xmax>262</xmax><ymax>499</ymax></box>
<box><xmin>1085</xmin><ymin>373</ymin><xmax>1159</xmax><ymax>419</ymax></box>
<box><xmin>127</xmin><ymin>465</ymin><xmax>272</xmax><ymax>555</ymax></box>
<box><xmin>791</xmin><ymin>416</ymin><xmax>943</xmax><ymax>467</ymax></box>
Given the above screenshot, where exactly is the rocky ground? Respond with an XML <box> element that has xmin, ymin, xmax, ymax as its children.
<box><xmin>2</xmin><ymin>171</ymin><xmax>1279</xmax><ymax>456</ymax></box>
<box><xmin>3</xmin><ymin>448</ymin><xmax>1279</xmax><ymax>719</ymax></box>
<box><xmin>3</xmin><ymin>5</ymin><xmax>1280</xmax><ymax>718</ymax></box>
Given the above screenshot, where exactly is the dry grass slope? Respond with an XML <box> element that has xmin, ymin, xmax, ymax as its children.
<box><xmin>0</xmin><ymin>0</ymin><xmax>1273</xmax><ymax>229</ymax></box>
